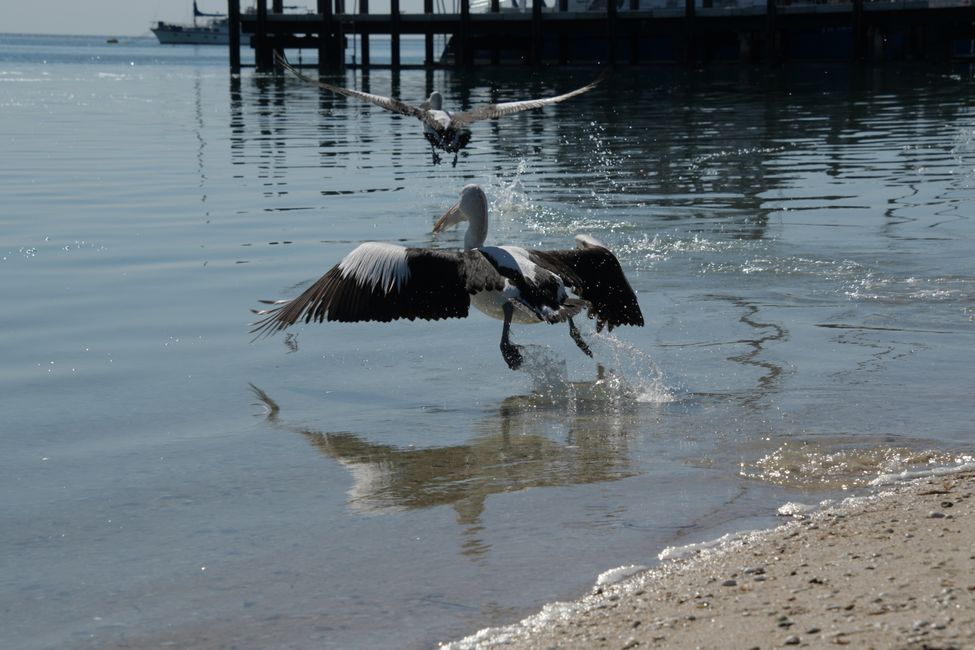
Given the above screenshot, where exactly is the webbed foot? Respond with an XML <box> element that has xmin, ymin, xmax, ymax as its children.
<box><xmin>501</xmin><ymin>341</ymin><xmax>524</xmax><ymax>370</ymax></box>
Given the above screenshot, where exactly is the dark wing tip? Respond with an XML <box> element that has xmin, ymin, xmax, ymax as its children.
<box><xmin>249</xmin><ymin>300</ymin><xmax>295</xmax><ymax>341</ymax></box>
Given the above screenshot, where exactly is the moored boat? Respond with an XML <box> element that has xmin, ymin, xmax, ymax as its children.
<box><xmin>152</xmin><ymin>1</ymin><xmax>231</xmax><ymax>45</ymax></box>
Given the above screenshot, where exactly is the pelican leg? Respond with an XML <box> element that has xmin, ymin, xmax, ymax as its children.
<box><xmin>568</xmin><ymin>318</ymin><xmax>593</xmax><ymax>358</ymax></box>
<box><xmin>449</xmin><ymin>133</ymin><xmax>461</xmax><ymax>166</ymax></box>
<box><xmin>430</xmin><ymin>143</ymin><xmax>442</xmax><ymax>165</ymax></box>
<box><xmin>500</xmin><ymin>302</ymin><xmax>524</xmax><ymax>370</ymax></box>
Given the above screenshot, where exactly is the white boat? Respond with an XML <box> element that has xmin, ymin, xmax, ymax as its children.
<box><xmin>152</xmin><ymin>1</ymin><xmax>231</xmax><ymax>45</ymax></box>
<box><xmin>467</xmin><ymin>0</ymin><xmax>766</xmax><ymax>11</ymax></box>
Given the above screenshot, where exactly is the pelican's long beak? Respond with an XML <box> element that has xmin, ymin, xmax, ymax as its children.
<box><xmin>432</xmin><ymin>202</ymin><xmax>465</xmax><ymax>234</ymax></box>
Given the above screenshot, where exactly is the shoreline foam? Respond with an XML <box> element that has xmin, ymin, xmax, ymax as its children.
<box><xmin>443</xmin><ymin>467</ymin><xmax>975</xmax><ymax>649</ymax></box>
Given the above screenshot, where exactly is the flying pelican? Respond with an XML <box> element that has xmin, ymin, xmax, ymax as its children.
<box><xmin>275</xmin><ymin>53</ymin><xmax>604</xmax><ymax>166</ymax></box>
<box><xmin>251</xmin><ymin>184</ymin><xmax>644</xmax><ymax>370</ymax></box>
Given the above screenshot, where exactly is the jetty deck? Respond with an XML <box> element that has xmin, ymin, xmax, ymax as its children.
<box><xmin>227</xmin><ymin>0</ymin><xmax>975</xmax><ymax>69</ymax></box>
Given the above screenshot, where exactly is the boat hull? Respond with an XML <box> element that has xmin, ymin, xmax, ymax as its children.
<box><xmin>152</xmin><ymin>21</ymin><xmax>230</xmax><ymax>45</ymax></box>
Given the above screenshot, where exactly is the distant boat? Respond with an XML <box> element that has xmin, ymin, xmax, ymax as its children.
<box><xmin>152</xmin><ymin>1</ymin><xmax>231</xmax><ymax>45</ymax></box>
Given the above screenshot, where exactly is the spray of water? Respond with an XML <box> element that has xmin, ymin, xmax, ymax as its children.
<box><xmin>591</xmin><ymin>330</ymin><xmax>677</xmax><ymax>404</ymax></box>
<box><xmin>740</xmin><ymin>440</ymin><xmax>974</xmax><ymax>491</ymax></box>
<box><xmin>512</xmin><ymin>332</ymin><xmax>676</xmax><ymax>408</ymax></box>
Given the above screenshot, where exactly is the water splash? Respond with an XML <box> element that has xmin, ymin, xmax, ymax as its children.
<box><xmin>582</xmin><ymin>120</ymin><xmax>629</xmax><ymax>201</ymax></box>
<box><xmin>740</xmin><ymin>439</ymin><xmax>973</xmax><ymax>491</ymax></box>
<box><xmin>618</xmin><ymin>232</ymin><xmax>768</xmax><ymax>271</ymax></box>
<box><xmin>483</xmin><ymin>159</ymin><xmax>545</xmax><ymax>240</ymax></box>
<box><xmin>513</xmin><ymin>336</ymin><xmax>675</xmax><ymax>408</ymax></box>
<box><xmin>483</xmin><ymin>160</ymin><xmax>626</xmax><ymax>243</ymax></box>
<box><xmin>590</xmin><ymin>331</ymin><xmax>676</xmax><ymax>404</ymax></box>
<box><xmin>519</xmin><ymin>345</ymin><xmax>570</xmax><ymax>397</ymax></box>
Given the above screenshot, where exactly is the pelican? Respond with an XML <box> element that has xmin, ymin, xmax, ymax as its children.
<box><xmin>275</xmin><ymin>53</ymin><xmax>604</xmax><ymax>166</ymax></box>
<box><xmin>251</xmin><ymin>184</ymin><xmax>643</xmax><ymax>370</ymax></box>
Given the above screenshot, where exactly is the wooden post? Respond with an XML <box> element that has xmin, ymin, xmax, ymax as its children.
<box><xmin>852</xmin><ymin>0</ymin><xmax>866</xmax><ymax>61</ymax></box>
<box><xmin>318</xmin><ymin>0</ymin><xmax>332</xmax><ymax>70</ymax></box>
<box><xmin>491</xmin><ymin>0</ymin><xmax>500</xmax><ymax>65</ymax></box>
<box><xmin>764</xmin><ymin>0</ymin><xmax>777</xmax><ymax>62</ymax></box>
<box><xmin>424</xmin><ymin>0</ymin><xmax>435</xmax><ymax>66</ymax></box>
<box><xmin>391</xmin><ymin>0</ymin><xmax>401</xmax><ymax>68</ymax></box>
<box><xmin>228</xmin><ymin>0</ymin><xmax>241</xmax><ymax>72</ymax></box>
<box><xmin>458</xmin><ymin>0</ymin><xmax>470</xmax><ymax>67</ymax></box>
<box><xmin>607</xmin><ymin>0</ymin><xmax>617</xmax><ymax>66</ymax></box>
<box><xmin>359</xmin><ymin>0</ymin><xmax>370</xmax><ymax>66</ymax></box>
<box><xmin>683</xmin><ymin>0</ymin><xmax>695</xmax><ymax>64</ymax></box>
<box><xmin>272</xmin><ymin>0</ymin><xmax>284</xmax><ymax>66</ymax></box>
<box><xmin>317</xmin><ymin>0</ymin><xmax>343</xmax><ymax>68</ymax></box>
<box><xmin>629</xmin><ymin>0</ymin><xmax>640</xmax><ymax>64</ymax></box>
<box><xmin>256</xmin><ymin>0</ymin><xmax>272</xmax><ymax>71</ymax></box>
<box><xmin>531</xmin><ymin>0</ymin><xmax>544</xmax><ymax>65</ymax></box>
<box><xmin>558</xmin><ymin>0</ymin><xmax>568</xmax><ymax>64</ymax></box>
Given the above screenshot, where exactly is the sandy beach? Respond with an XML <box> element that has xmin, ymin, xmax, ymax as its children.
<box><xmin>445</xmin><ymin>469</ymin><xmax>975</xmax><ymax>650</ymax></box>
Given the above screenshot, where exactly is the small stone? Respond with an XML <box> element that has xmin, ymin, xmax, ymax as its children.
<box><xmin>722</xmin><ymin>579</ymin><xmax>738</xmax><ymax>587</ymax></box>
<box><xmin>621</xmin><ymin>638</ymin><xmax>639</xmax><ymax>650</ymax></box>
<box><xmin>784</xmin><ymin>635</ymin><xmax>800</xmax><ymax>645</ymax></box>
<box><xmin>807</xmin><ymin>627</ymin><xmax>821</xmax><ymax>634</ymax></box>
<box><xmin>929</xmin><ymin>511</ymin><xmax>946</xmax><ymax>519</ymax></box>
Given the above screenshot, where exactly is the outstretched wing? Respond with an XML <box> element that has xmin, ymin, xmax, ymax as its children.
<box><xmin>449</xmin><ymin>71</ymin><xmax>607</xmax><ymax>127</ymax></box>
<box><xmin>276</xmin><ymin>53</ymin><xmax>426</xmax><ymax>120</ymax></box>
<box><xmin>528</xmin><ymin>239</ymin><xmax>643</xmax><ymax>332</ymax></box>
<box><xmin>251</xmin><ymin>244</ymin><xmax>506</xmax><ymax>338</ymax></box>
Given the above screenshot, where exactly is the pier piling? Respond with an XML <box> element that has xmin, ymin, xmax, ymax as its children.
<box><xmin>229</xmin><ymin>0</ymin><xmax>975</xmax><ymax>70</ymax></box>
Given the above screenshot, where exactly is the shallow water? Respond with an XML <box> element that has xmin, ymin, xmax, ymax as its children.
<box><xmin>1</xmin><ymin>34</ymin><xmax>974</xmax><ymax>649</ymax></box>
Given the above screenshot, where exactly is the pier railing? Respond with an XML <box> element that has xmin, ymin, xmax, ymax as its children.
<box><xmin>228</xmin><ymin>0</ymin><xmax>975</xmax><ymax>70</ymax></box>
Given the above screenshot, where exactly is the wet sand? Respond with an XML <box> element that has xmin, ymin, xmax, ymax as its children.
<box><xmin>444</xmin><ymin>469</ymin><xmax>975</xmax><ymax>650</ymax></box>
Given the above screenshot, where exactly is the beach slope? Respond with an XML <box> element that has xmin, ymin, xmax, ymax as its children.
<box><xmin>444</xmin><ymin>470</ymin><xmax>975</xmax><ymax>649</ymax></box>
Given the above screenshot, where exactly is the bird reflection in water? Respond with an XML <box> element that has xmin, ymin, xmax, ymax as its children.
<box><xmin>250</xmin><ymin>374</ymin><xmax>639</xmax><ymax>558</ymax></box>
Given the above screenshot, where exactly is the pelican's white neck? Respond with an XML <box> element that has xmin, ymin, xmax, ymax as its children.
<box><xmin>464</xmin><ymin>211</ymin><xmax>488</xmax><ymax>251</ymax></box>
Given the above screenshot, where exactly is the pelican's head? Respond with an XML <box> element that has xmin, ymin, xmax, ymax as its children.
<box><xmin>423</xmin><ymin>91</ymin><xmax>444</xmax><ymax>111</ymax></box>
<box><xmin>433</xmin><ymin>184</ymin><xmax>486</xmax><ymax>233</ymax></box>
<box><xmin>433</xmin><ymin>185</ymin><xmax>489</xmax><ymax>250</ymax></box>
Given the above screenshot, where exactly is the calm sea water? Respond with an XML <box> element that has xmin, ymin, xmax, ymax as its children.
<box><xmin>2</xmin><ymin>33</ymin><xmax>974</xmax><ymax>649</ymax></box>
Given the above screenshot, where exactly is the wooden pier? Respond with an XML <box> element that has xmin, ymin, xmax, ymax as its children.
<box><xmin>228</xmin><ymin>0</ymin><xmax>975</xmax><ymax>70</ymax></box>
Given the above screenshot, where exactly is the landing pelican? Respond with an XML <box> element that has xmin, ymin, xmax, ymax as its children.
<box><xmin>275</xmin><ymin>54</ymin><xmax>604</xmax><ymax>166</ymax></box>
<box><xmin>251</xmin><ymin>184</ymin><xmax>643</xmax><ymax>370</ymax></box>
